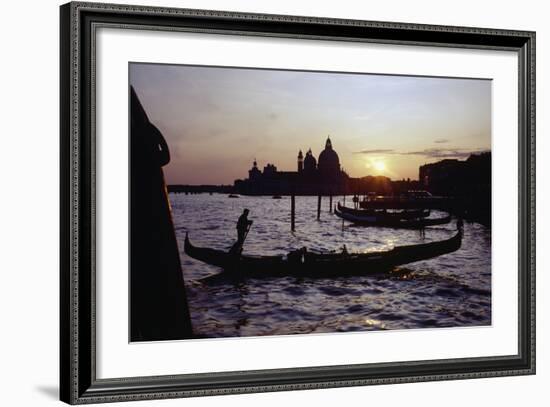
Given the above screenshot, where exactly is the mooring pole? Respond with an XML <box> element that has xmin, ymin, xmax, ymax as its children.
<box><xmin>317</xmin><ymin>195</ymin><xmax>322</xmax><ymax>220</ymax></box>
<box><xmin>291</xmin><ymin>193</ymin><xmax>296</xmax><ymax>232</ymax></box>
<box><xmin>329</xmin><ymin>194</ymin><xmax>333</xmax><ymax>213</ymax></box>
<box><xmin>342</xmin><ymin>195</ymin><xmax>346</xmax><ymax>233</ymax></box>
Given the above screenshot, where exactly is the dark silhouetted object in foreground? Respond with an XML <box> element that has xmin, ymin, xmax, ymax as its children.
<box><xmin>130</xmin><ymin>86</ymin><xmax>193</xmax><ymax>341</ymax></box>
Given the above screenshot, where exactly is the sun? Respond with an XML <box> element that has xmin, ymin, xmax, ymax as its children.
<box><xmin>364</xmin><ymin>158</ymin><xmax>387</xmax><ymax>174</ymax></box>
<box><xmin>373</xmin><ymin>160</ymin><xmax>386</xmax><ymax>172</ymax></box>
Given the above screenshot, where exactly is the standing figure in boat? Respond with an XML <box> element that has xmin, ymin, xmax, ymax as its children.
<box><xmin>229</xmin><ymin>209</ymin><xmax>253</xmax><ymax>255</ymax></box>
<box><xmin>236</xmin><ymin>209</ymin><xmax>253</xmax><ymax>245</ymax></box>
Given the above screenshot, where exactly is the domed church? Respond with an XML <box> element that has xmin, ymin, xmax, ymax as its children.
<box><xmin>303</xmin><ymin>149</ymin><xmax>317</xmax><ymax>172</ymax></box>
<box><xmin>297</xmin><ymin>136</ymin><xmax>343</xmax><ymax>181</ymax></box>
<box><xmin>235</xmin><ymin>136</ymin><xmax>348</xmax><ymax>195</ymax></box>
<box><xmin>317</xmin><ymin>137</ymin><xmax>341</xmax><ymax>179</ymax></box>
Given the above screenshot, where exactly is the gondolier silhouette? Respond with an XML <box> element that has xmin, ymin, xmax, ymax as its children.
<box><xmin>229</xmin><ymin>209</ymin><xmax>253</xmax><ymax>255</ymax></box>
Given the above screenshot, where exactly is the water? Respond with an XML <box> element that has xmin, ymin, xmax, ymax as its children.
<box><xmin>170</xmin><ymin>193</ymin><xmax>491</xmax><ymax>338</ymax></box>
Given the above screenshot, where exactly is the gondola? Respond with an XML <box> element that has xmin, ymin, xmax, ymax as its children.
<box><xmin>336</xmin><ymin>202</ymin><xmax>429</xmax><ymax>220</ymax></box>
<box><xmin>334</xmin><ymin>207</ymin><xmax>451</xmax><ymax>228</ymax></box>
<box><xmin>184</xmin><ymin>230</ymin><xmax>462</xmax><ymax>279</ymax></box>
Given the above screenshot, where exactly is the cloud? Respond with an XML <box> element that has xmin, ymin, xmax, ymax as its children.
<box><xmin>434</xmin><ymin>138</ymin><xmax>449</xmax><ymax>144</ymax></box>
<box><xmin>353</xmin><ymin>149</ymin><xmax>396</xmax><ymax>155</ymax></box>
<box><xmin>353</xmin><ymin>147</ymin><xmax>489</xmax><ymax>160</ymax></box>
<box><xmin>402</xmin><ymin>148</ymin><xmax>489</xmax><ymax>159</ymax></box>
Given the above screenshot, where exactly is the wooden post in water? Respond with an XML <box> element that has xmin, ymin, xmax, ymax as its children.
<box><xmin>342</xmin><ymin>195</ymin><xmax>345</xmax><ymax>231</ymax></box>
<box><xmin>329</xmin><ymin>194</ymin><xmax>333</xmax><ymax>213</ymax></box>
<box><xmin>291</xmin><ymin>193</ymin><xmax>296</xmax><ymax>232</ymax></box>
<box><xmin>317</xmin><ymin>195</ymin><xmax>322</xmax><ymax>220</ymax></box>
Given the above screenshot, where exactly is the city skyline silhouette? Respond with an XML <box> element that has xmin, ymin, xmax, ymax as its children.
<box><xmin>130</xmin><ymin>63</ymin><xmax>491</xmax><ymax>185</ymax></box>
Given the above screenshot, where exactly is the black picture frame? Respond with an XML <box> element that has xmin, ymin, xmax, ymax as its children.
<box><xmin>60</xmin><ymin>1</ymin><xmax>536</xmax><ymax>404</ymax></box>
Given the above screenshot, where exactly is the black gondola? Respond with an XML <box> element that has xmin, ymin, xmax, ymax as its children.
<box><xmin>334</xmin><ymin>207</ymin><xmax>451</xmax><ymax>229</ymax></box>
<box><xmin>184</xmin><ymin>230</ymin><xmax>462</xmax><ymax>279</ymax></box>
<box><xmin>336</xmin><ymin>202</ymin><xmax>430</xmax><ymax>220</ymax></box>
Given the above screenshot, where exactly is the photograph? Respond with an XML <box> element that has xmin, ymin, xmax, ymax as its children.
<box><xmin>129</xmin><ymin>62</ymin><xmax>492</xmax><ymax>342</ymax></box>
<box><xmin>55</xmin><ymin>1</ymin><xmax>536</xmax><ymax>404</ymax></box>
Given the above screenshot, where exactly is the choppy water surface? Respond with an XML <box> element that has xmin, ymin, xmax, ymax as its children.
<box><xmin>170</xmin><ymin>193</ymin><xmax>491</xmax><ymax>338</ymax></box>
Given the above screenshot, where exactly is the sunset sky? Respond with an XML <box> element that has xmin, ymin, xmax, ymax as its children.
<box><xmin>130</xmin><ymin>63</ymin><xmax>491</xmax><ymax>185</ymax></box>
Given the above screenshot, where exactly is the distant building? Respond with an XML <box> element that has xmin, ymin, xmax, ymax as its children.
<box><xmin>234</xmin><ymin>137</ymin><xmax>350</xmax><ymax>195</ymax></box>
<box><xmin>419</xmin><ymin>153</ymin><xmax>491</xmax><ymax>197</ymax></box>
<box><xmin>419</xmin><ymin>152</ymin><xmax>491</xmax><ymax>224</ymax></box>
<box><xmin>303</xmin><ymin>149</ymin><xmax>317</xmax><ymax>173</ymax></box>
<box><xmin>297</xmin><ymin>150</ymin><xmax>304</xmax><ymax>172</ymax></box>
<box><xmin>419</xmin><ymin>159</ymin><xmax>466</xmax><ymax>195</ymax></box>
<box><xmin>248</xmin><ymin>160</ymin><xmax>262</xmax><ymax>181</ymax></box>
<box><xmin>233</xmin><ymin>136</ymin><xmax>396</xmax><ymax>196</ymax></box>
<box><xmin>318</xmin><ymin>137</ymin><xmax>341</xmax><ymax>180</ymax></box>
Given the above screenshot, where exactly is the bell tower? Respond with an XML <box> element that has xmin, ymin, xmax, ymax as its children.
<box><xmin>297</xmin><ymin>150</ymin><xmax>304</xmax><ymax>172</ymax></box>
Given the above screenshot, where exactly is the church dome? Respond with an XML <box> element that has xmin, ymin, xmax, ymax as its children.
<box><xmin>318</xmin><ymin>137</ymin><xmax>340</xmax><ymax>176</ymax></box>
<box><xmin>304</xmin><ymin>148</ymin><xmax>317</xmax><ymax>172</ymax></box>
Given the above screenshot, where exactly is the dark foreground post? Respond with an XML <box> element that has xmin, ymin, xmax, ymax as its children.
<box><xmin>317</xmin><ymin>195</ymin><xmax>322</xmax><ymax>220</ymax></box>
<box><xmin>130</xmin><ymin>87</ymin><xmax>193</xmax><ymax>341</ymax></box>
<box><xmin>291</xmin><ymin>193</ymin><xmax>296</xmax><ymax>231</ymax></box>
<box><xmin>329</xmin><ymin>194</ymin><xmax>333</xmax><ymax>213</ymax></box>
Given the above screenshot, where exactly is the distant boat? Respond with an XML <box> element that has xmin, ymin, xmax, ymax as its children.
<box><xmin>359</xmin><ymin>192</ymin><xmax>449</xmax><ymax>210</ymax></box>
<box><xmin>335</xmin><ymin>207</ymin><xmax>451</xmax><ymax>229</ymax></box>
<box><xmin>337</xmin><ymin>203</ymin><xmax>429</xmax><ymax>220</ymax></box>
<box><xmin>228</xmin><ymin>194</ymin><xmax>240</xmax><ymax>198</ymax></box>
<box><xmin>184</xmin><ymin>230</ymin><xmax>462</xmax><ymax>279</ymax></box>
<box><xmin>272</xmin><ymin>195</ymin><xmax>282</xmax><ymax>199</ymax></box>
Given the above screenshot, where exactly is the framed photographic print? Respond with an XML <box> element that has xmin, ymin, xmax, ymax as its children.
<box><xmin>60</xmin><ymin>1</ymin><xmax>535</xmax><ymax>404</ymax></box>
